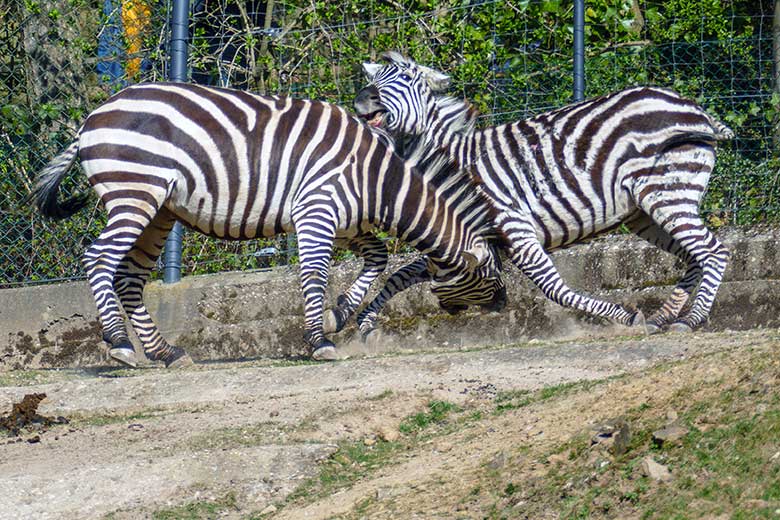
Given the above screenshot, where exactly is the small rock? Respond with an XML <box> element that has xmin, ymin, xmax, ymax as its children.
<box><xmin>376</xmin><ymin>427</ymin><xmax>399</xmax><ymax>443</ymax></box>
<box><xmin>590</xmin><ymin>417</ymin><xmax>630</xmax><ymax>456</ymax></box>
<box><xmin>128</xmin><ymin>423</ymin><xmax>144</xmax><ymax>431</ymax></box>
<box><xmin>641</xmin><ymin>456</ymin><xmax>672</xmax><ymax>482</ymax></box>
<box><xmin>269</xmin><ymin>410</ymin><xmax>280</xmax><ymax>417</ymax></box>
<box><xmin>488</xmin><ymin>451</ymin><xmax>506</xmax><ymax>470</ymax></box>
<box><xmin>652</xmin><ymin>423</ymin><xmax>689</xmax><ymax>447</ymax></box>
<box><xmin>375</xmin><ymin>486</ymin><xmax>394</xmax><ymax>501</ymax></box>
<box><xmin>27</xmin><ymin>435</ymin><xmax>41</xmax><ymax>444</ymax></box>
<box><xmin>259</xmin><ymin>504</ymin><xmax>277</xmax><ymax>515</ymax></box>
<box><xmin>363</xmin><ymin>437</ymin><xmax>376</xmax><ymax>447</ymax></box>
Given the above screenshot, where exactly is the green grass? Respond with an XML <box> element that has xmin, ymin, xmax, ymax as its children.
<box><xmin>399</xmin><ymin>400</ymin><xmax>459</xmax><ymax>434</ymax></box>
<box><xmin>150</xmin><ymin>492</ymin><xmax>238</xmax><ymax>520</ymax></box>
<box><xmin>494</xmin><ymin>379</ymin><xmax>606</xmax><ymax>415</ymax></box>
<box><xmin>73</xmin><ymin>407</ymin><xmax>171</xmax><ymax>427</ymax></box>
<box><xmin>483</xmin><ymin>348</ymin><xmax>780</xmax><ymax>519</ymax></box>
<box><xmin>0</xmin><ymin>369</ymin><xmax>70</xmax><ymax>387</ymax></box>
<box><xmin>281</xmin><ymin>399</ymin><xmax>465</xmax><ymax>511</ymax></box>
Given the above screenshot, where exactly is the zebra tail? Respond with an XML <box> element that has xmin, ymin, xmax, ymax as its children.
<box><xmin>657</xmin><ymin>120</ymin><xmax>734</xmax><ymax>157</ymax></box>
<box><xmin>32</xmin><ymin>139</ymin><xmax>89</xmax><ymax>220</ymax></box>
<box><xmin>708</xmin><ymin>116</ymin><xmax>735</xmax><ymax>141</ymax></box>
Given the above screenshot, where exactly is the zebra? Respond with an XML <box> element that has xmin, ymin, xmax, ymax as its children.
<box><xmin>354</xmin><ymin>52</ymin><xmax>733</xmax><ymax>335</ymax></box>
<box><xmin>32</xmin><ymin>82</ymin><xmax>505</xmax><ymax>367</ymax></box>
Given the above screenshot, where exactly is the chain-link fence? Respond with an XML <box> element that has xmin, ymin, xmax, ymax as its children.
<box><xmin>2</xmin><ymin>0</ymin><xmax>778</xmax><ymax>288</ymax></box>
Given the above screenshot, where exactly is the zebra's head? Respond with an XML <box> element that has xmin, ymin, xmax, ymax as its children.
<box><xmin>427</xmin><ymin>239</ymin><xmax>506</xmax><ymax>315</ymax></box>
<box><xmin>355</xmin><ymin>51</ymin><xmax>450</xmax><ymax>135</ymax></box>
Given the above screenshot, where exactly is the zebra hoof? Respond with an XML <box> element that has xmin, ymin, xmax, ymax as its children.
<box><xmin>312</xmin><ymin>344</ymin><xmax>340</xmax><ymax>362</ymax></box>
<box><xmin>109</xmin><ymin>344</ymin><xmax>137</xmax><ymax>368</ymax></box>
<box><xmin>358</xmin><ymin>319</ymin><xmax>376</xmax><ymax>340</ymax></box>
<box><xmin>668</xmin><ymin>321</ymin><xmax>693</xmax><ymax>334</ymax></box>
<box><xmin>148</xmin><ymin>346</ymin><xmax>194</xmax><ymax>369</ymax></box>
<box><xmin>645</xmin><ymin>322</ymin><xmax>664</xmax><ymax>335</ymax></box>
<box><xmin>322</xmin><ymin>309</ymin><xmax>345</xmax><ymax>334</ymax></box>
<box><xmin>166</xmin><ymin>353</ymin><xmax>195</xmax><ymax>369</ymax></box>
<box><xmin>629</xmin><ymin>310</ymin><xmax>646</xmax><ymax>329</ymax></box>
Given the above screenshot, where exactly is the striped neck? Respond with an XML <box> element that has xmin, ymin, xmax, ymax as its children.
<box><xmin>372</xmin><ymin>135</ymin><xmax>493</xmax><ymax>266</ymax></box>
<box><xmin>424</xmin><ymin>95</ymin><xmax>481</xmax><ymax>168</ymax></box>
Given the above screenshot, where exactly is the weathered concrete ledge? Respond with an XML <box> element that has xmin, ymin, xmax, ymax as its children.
<box><xmin>1</xmin><ymin>227</ymin><xmax>778</xmax><ymax>369</ymax></box>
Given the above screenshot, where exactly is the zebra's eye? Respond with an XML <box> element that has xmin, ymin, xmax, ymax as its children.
<box><xmin>400</xmin><ymin>73</ymin><xmax>412</xmax><ymax>82</ymax></box>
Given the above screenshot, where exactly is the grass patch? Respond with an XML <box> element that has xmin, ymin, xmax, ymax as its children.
<box><xmin>480</xmin><ymin>346</ymin><xmax>780</xmax><ymax>519</ymax></box>
<box><xmin>150</xmin><ymin>492</ymin><xmax>237</xmax><ymax>519</ymax></box>
<box><xmin>281</xmin><ymin>399</ymin><xmax>467</xmax><ymax>512</ymax></box>
<box><xmin>494</xmin><ymin>379</ymin><xmax>604</xmax><ymax>415</ymax></box>
<box><xmin>73</xmin><ymin>407</ymin><xmax>171</xmax><ymax>427</ymax></box>
<box><xmin>399</xmin><ymin>400</ymin><xmax>459</xmax><ymax>434</ymax></box>
<box><xmin>0</xmin><ymin>369</ymin><xmax>73</xmax><ymax>387</ymax></box>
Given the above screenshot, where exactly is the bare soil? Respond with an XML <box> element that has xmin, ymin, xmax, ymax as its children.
<box><xmin>0</xmin><ymin>327</ymin><xmax>776</xmax><ymax>519</ymax></box>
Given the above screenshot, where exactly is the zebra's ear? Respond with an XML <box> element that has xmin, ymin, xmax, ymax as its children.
<box><xmin>419</xmin><ymin>67</ymin><xmax>451</xmax><ymax>92</ymax></box>
<box><xmin>463</xmin><ymin>239</ymin><xmax>489</xmax><ymax>271</ymax></box>
<box><xmin>362</xmin><ymin>62</ymin><xmax>384</xmax><ymax>80</ymax></box>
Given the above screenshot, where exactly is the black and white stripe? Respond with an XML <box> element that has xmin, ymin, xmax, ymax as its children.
<box><xmin>33</xmin><ymin>82</ymin><xmax>504</xmax><ymax>366</ymax></box>
<box><xmin>355</xmin><ymin>52</ymin><xmax>733</xmax><ymax>334</ymax></box>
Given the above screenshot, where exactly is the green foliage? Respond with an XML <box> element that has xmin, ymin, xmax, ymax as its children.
<box><xmin>1</xmin><ymin>0</ymin><xmax>777</xmax><ymax>285</ymax></box>
<box><xmin>399</xmin><ymin>400</ymin><xmax>459</xmax><ymax>434</ymax></box>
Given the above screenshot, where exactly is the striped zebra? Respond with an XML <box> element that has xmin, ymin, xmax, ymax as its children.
<box><xmin>32</xmin><ymin>82</ymin><xmax>505</xmax><ymax>367</ymax></box>
<box><xmin>354</xmin><ymin>52</ymin><xmax>733</xmax><ymax>335</ymax></box>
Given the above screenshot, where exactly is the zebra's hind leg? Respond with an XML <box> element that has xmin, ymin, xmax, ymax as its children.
<box><xmin>631</xmin><ymin>149</ymin><xmax>729</xmax><ymax>331</ymax></box>
<box><xmin>635</xmin><ymin>202</ymin><xmax>728</xmax><ymax>332</ymax></box>
<box><xmin>293</xmin><ymin>207</ymin><xmax>340</xmax><ymax>361</ymax></box>
<box><xmin>356</xmin><ymin>257</ymin><xmax>431</xmax><ymax>338</ymax></box>
<box><xmin>323</xmin><ymin>234</ymin><xmax>388</xmax><ymax>334</ymax></box>
<box><xmin>498</xmin><ymin>211</ymin><xmax>645</xmax><ymax>329</ymax></box>
<box><xmin>83</xmin><ymin>202</ymin><xmax>158</xmax><ymax>367</ymax></box>
<box><xmin>625</xmin><ymin>213</ymin><xmax>702</xmax><ymax>334</ymax></box>
<box><xmin>114</xmin><ymin>208</ymin><xmax>193</xmax><ymax>368</ymax></box>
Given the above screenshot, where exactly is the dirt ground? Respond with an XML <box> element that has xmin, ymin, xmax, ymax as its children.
<box><xmin>0</xmin><ymin>326</ymin><xmax>776</xmax><ymax>519</ymax></box>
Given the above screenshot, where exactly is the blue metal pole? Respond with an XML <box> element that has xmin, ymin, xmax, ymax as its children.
<box><xmin>573</xmin><ymin>0</ymin><xmax>585</xmax><ymax>102</ymax></box>
<box><xmin>162</xmin><ymin>0</ymin><xmax>189</xmax><ymax>283</ymax></box>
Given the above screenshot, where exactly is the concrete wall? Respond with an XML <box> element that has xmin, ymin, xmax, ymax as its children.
<box><xmin>2</xmin><ymin>227</ymin><xmax>778</xmax><ymax>370</ymax></box>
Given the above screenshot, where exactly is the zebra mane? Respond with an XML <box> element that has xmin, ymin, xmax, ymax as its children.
<box><xmin>434</xmin><ymin>95</ymin><xmax>480</xmax><ymax>136</ymax></box>
<box><xmin>401</xmin><ymin>131</ymin><xmax>498</xmax><ymax>238</ymax></box>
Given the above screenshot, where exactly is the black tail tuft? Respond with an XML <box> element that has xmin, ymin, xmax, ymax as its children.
<box><xmin>31</xmin><ymin>140</ymin><xmax>89</xmax><ymax>220</ymax></box>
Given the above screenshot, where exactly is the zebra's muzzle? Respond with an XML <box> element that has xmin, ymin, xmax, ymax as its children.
<box><xmin>354</xmin><ymin>85</ymin><xmax>387</xmax><ymax>127</ymax></box>
<box><xmin>480</xmin><ymin>285</ymin><xmax>507</xmax><ymax>312</ymax></box>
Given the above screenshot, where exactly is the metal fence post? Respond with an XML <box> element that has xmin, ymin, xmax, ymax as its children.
<box><xmin>573</xmin><ymin>0</ymin><xmax>585</xmax><ymax>102</ymax></box>
<box><xmin>162</xmin><ymin>0</ymin><xmax>189</xmax><ymax>284</ymax></box>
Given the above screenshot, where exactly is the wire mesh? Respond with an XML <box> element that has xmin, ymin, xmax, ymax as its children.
<box><xmin>1</xmin><ymin>0</ymin><xmax>777</xmax><ymax>287</ymax></box>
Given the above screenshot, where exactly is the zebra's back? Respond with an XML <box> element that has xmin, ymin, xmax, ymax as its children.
<box><xmin>78</xmin><ymin>83</ymin><xmax>379</xmax><ymax>240</ymax></box>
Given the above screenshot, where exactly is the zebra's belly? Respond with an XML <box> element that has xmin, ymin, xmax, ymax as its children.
<box><xmin>165</xmin><ymin>196</ymin><xmax>293</xmax><ymax>240</ymax></box>
<box><xmin>525</xmin><ymin>194</ymin><xmax>636</xmax><ymax>250</ymax></box>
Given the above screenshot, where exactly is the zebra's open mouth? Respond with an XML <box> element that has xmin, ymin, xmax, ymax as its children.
<box><xmin>360</xmin><ymin>110</ymin><xmax>386</xmax><ymax>128</ymax></box>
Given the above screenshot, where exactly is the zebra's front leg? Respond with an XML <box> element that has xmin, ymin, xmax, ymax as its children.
<box><xmin>356</xmin><ymin>257</ymin><xmax>431</xmax><ymax>338</ymax></box>
<box><xmin>509</xmin><ymin>236</ymin><xmax>645</xmax><ymax>328</ymax></box>
<box><xmin>323</xmin><ymin>235</ymin><xmax>388</xmax><ymax>334</ymax></box>
<box><xmin>294</xmin><ymin>209</ymin><xmax>340</xmax><ymax>361</ymax></box>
